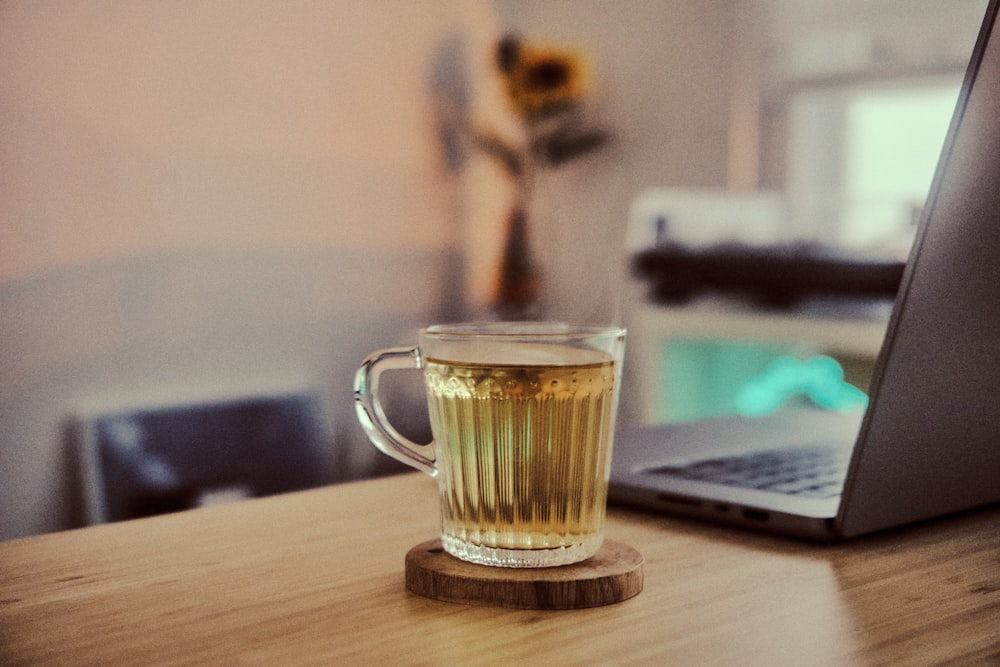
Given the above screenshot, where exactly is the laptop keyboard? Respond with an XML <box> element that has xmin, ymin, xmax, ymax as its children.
<box><xmin>648</xmin><ymin>444</ymin><xmax>851</xmax><ymax>499</ymax></box>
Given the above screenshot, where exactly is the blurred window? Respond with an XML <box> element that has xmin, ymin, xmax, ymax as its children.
<box><xmin>785</xmin><ymin>78</ymin><xmax>962</xmax><ymax>252</ymax></box>
<box><xmin>842</xmin><ymin>83</ymin><xmax>961</xmax><ymax>247</ymax></box>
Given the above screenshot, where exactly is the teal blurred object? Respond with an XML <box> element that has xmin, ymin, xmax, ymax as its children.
<box><xmin>662</xmin><ymin>340</ymin><xmax>787</xmax><ymax>422</ymax></box>
<box><xmin>735</xmin><ymin>355</ymin><xmax>869</xmax><ymax>416</ymax></box>
<box><xmin>659</xmin><ymin>341</ymin><xmax>869</xmax><ymax>422</ymax></box>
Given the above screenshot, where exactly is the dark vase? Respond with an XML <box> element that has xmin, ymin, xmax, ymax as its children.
<box><xmin>494</xmin><ymin>205</ymin><xmax>542</xmax><ymax>320</ymax></box>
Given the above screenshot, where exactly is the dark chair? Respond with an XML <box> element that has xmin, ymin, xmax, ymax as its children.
<box><xmin>75</xmin><ymin>390</ymin><xmax>329</xmax><ymax>524</ymax></box>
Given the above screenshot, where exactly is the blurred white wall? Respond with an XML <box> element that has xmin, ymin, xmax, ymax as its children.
<box><xmin>0</xmin><ymin>0</ymin><xmax>751</xmax><ymax>539</ymax></box>
<box><xmin>0</xmin><ymin>1</ymin><xmax>476</xmax><ymax>279</ymax></box>
<box><xmin>0</xmin><ymin>0</ymin><xmax>485</xmax><ymax>539</ymax></box>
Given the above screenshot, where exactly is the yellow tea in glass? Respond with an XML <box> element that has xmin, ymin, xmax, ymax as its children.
<box><xmin>355</xmin><ymin>323</ymin><xmax>625</xmax><ymax>567</ymax></box>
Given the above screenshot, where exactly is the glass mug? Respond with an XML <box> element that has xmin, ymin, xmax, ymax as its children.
<box><xmin>354</xmin><ymin>322</ymin><xmax>626</xmax><ymax>568</ymax></box>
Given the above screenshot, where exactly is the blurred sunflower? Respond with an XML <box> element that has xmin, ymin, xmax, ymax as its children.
<box><xmin>480</xmin><ymin>35</ymin><xmax>610</xmax><ymax>172</ymax></box>
<box><xmin>497</xmin><ymin>36</ymin><xmax>590</xmax><ymax>119</ymax></box>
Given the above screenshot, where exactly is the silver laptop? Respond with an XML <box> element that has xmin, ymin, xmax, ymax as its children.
<box><xmin>609</xmin><ymin>0</ymin><xmax>1000</xmax><ymax>540</ymax></box>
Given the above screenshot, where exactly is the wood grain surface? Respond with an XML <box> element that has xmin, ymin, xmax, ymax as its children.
<box><xmin>1</xmin><ymin>473</ymin><xmax>998</xmax><ymax>665</ymax></box>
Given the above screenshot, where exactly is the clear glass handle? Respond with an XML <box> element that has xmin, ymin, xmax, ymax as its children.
<box><xmin>353</xmin><ymin>346</ymin><xmax>437</xmax><ymax>476</ymax></box>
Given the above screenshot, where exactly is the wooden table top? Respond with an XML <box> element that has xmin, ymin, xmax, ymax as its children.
<box><xmin>1</xmin><ymin>472</ymin><xmax>998</xmax><ymax>665</ymax></box>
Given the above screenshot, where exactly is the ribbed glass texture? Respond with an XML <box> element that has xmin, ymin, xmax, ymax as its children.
<box><xmin>425</xmin><ymin>358</ymin><xmax>616</xmax><ymax>567</ymax></box>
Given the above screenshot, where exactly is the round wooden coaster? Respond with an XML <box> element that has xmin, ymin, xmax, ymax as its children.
<box><xmin>404</xmin><ymin>538</ymin><xmax>643</xmax><ymax>610</ymax></box>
